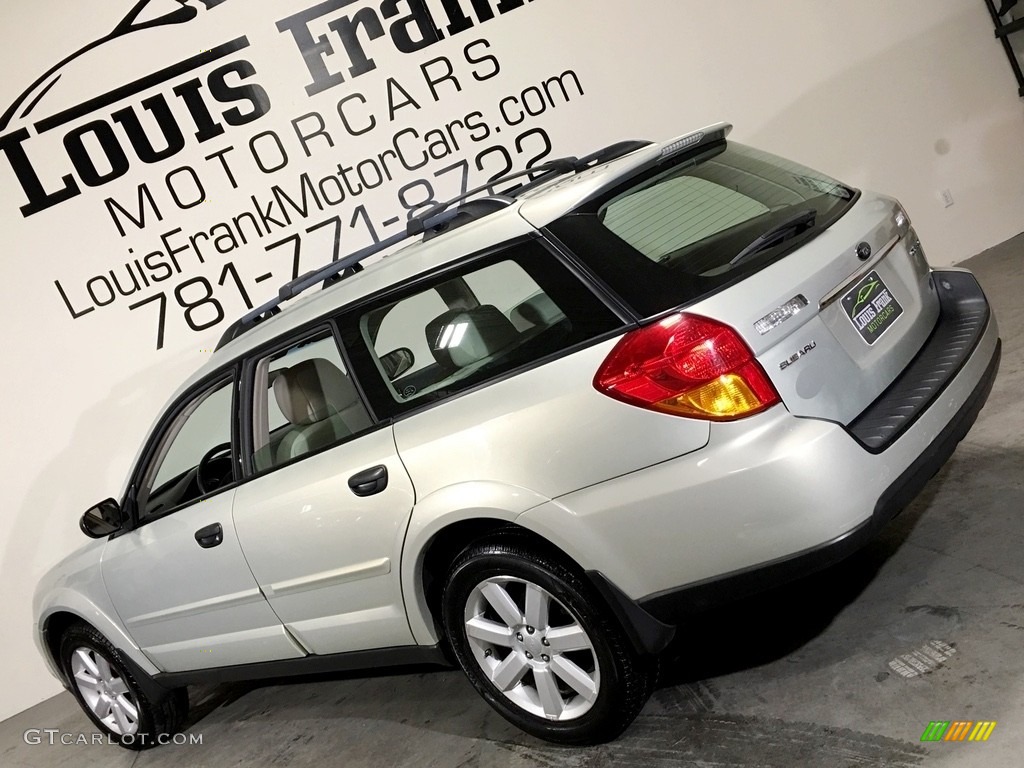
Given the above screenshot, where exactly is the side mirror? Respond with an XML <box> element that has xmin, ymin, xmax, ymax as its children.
<box><xmin>80</xmin><ymin>499</ymin><xmax>123</xmax><ymax>538</ymax></box>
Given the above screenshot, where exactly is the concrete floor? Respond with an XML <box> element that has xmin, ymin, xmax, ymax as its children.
<box><xmin>3</xmin><ymin>237</ymin><xmax>1023</xmax><ymax>768</ymax></box>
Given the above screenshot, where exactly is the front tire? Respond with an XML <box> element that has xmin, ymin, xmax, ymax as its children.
<box><xmin>59</xmin><ymin>623</ymin><xmax>188</xmax><ymax>750</ymax></box>
<box><xmin>442</xmin><ymin>539</ymin><xmax>655</xmax><ymax>745</ymax></box>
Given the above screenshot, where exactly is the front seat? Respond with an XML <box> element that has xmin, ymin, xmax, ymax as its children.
<box><xmin>272</xmin><ymin>358</ymin><xmax>371</xmax><ymax>464</ymax></box>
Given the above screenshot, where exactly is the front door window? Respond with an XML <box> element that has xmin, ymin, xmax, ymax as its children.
<box><xmin>137</xmin><ymin>378</ymin><xmax>235</xmax><ymax>519</ymax></box>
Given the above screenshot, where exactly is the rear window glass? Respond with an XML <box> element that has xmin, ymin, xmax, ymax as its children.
<box><xmin>603</xmin><ymin>176</ymin><xmax>769</xmax><ymax>259</ymax></box>
<box><xmin>547</xmin><ymin>142</ymin><xmax>856</xmax><ymax>317</ymax></box>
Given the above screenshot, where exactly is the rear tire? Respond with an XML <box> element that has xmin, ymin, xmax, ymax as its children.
<box><xmin>442</xmin><ymin>539</ymin><xmax>655</xmax><ymax>745</ymax></box>
<box><xmin>59</xmin><ymin>623</ymin><xmax>188</xmax><ymax>750</ymax></box>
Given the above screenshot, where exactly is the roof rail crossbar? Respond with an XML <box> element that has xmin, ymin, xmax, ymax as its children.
<box><xmin>580</xmin><ymin>139</ymin><xmax>654</xmax><ymax>166</ymax></box>
<box><xmin>217</xmin><ymin>202</ymin><xmax>491</xmax><ymax>348</ymax></box>
<box><xmin>239</xmin><ymin>227</ymin><xmax>411</xmax><ymax>327</ymax></box>
<box><xmin>214</xmin><ymin>152</ymin><xmax>643</xmax><ymax>350</ymax></box>
<box><xmin>421</xmin><ymin>197</ymin><xmax>514</xmax><ymax>241</ymax></box>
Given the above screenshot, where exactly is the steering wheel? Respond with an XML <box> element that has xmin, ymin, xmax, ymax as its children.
<box><xmin>196</xmin><ymin>442</ymin><xmax>233</xmax><ymax>496</ymax></box>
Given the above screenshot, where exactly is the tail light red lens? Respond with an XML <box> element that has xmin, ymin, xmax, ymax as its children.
<box><xmin>594</xmin><ymin>313</ymin><xmax>781</xmax><ymax>420</ymax></box>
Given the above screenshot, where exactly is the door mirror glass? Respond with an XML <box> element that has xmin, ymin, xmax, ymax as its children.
<box><xmin>80</xmin><ymin>499</ymin><xmax>123</xmax><ymax>538</ymax></box>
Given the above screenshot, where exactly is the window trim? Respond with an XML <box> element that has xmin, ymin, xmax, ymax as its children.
<box><xmin>117</xmin><ymin>232</ymin><xmax>633</xmax><ymax>519</ymax></box>
<box><xmin>337</xmin><ymin>235</ymin><xmax>632</xmax><ymax>421</ymax></box>
<box><xmin>122</xmin><ymin>366</ymin><xmax>242</xmax><ymax>531</ymax></box>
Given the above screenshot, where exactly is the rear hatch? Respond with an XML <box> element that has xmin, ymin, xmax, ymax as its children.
<box><xmin>543</xmin><ymin>139</ymin><xmax>939</xmax><ymax>427</ymax></box>
<box><xmin>690</xmin><ymin>192</ymin><xmax>937</xmax><ymax>425</ymax></box>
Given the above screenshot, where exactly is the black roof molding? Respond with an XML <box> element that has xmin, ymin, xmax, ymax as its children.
<box><xmin>215</xmin><ymin>139</ymin><xmax>654</xmax><ymax>350</ymax></box>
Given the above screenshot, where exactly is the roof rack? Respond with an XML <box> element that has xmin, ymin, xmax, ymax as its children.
<box><xmin>215</xmin><ymin>138</ymin><xmax>654</xmax><ymax>350</ymax></box>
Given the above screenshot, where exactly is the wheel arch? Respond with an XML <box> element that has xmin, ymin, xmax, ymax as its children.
<box><xmin>37</xmin><ymin>591</ymin><xmax>161</xmax><ymax>680</ymax></box>
<box><xmin>417</xmin><ymin>520</ymin><xmax>561</xmax><ymax>642</ymax></box>
<box><xmin>402</xmin><ymin>483</ymin><xmax>673</xmax><ymax>655</ymax></box>
<box><xmin>41</xmin><ymin>610</ymin><xmax>81</xmax><ymax>685</ymax></box>
<box><xmin>43</xmin><ymin>607</ymin><xmax>178</xmax><ymax>705</ymax></box>
<box><xmin>401</xmin><ymin>481</ymin><xmax>560</xmax><ymax>645</ymax></box>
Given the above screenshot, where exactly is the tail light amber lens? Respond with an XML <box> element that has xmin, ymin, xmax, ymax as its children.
<box><xmin>594</xmin><ymin>313</ymin><xmax>781</xmax><ymax>420</ymax></box>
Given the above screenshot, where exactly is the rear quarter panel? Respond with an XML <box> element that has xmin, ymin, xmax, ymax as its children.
<box><xmin>393</xmin><ymin>339</ymin><xmax>710</xmax><ymax>502</ymax></box>
<box><xmin>395</xmin><ymin>338</ymin><xmax>711</xmax><ymax>642</ymax></box>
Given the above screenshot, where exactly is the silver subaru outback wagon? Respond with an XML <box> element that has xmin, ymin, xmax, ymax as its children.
<box><xmin>34</xmin><ymin>123</ymin><xmax>1001</xmax><ymax>748</ymax></box>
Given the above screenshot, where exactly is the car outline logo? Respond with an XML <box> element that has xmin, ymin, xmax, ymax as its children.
<box><xmin>0</xmin><ymin>0</ymin><xmax>229</xmax><ymax>132</ymax></box>
<box><xmin>850</xmin><ymin>279</ymin><xmax>880</xmax><ymax>318</ymax></box>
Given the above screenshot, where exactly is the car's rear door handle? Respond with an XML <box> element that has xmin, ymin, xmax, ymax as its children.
<box><xmin>348</xmin><ymin>465</ymin><xmax>388</xmax><ymax>497</ymax></box>
<box><xmin>195</xmin><ymin>522</ymin><xmax>223</xmax><ymax>549</ymax></box>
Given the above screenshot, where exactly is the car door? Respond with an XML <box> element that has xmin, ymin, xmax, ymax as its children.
<box><xmin>231</xmin><ymin>327</ymin><xmax>416</xmax><ymax>656</ymax></box>
<box><xmin>102</xmin><ymin>373</ymin><xmax>304</xmax><ymax>673</ymax></box>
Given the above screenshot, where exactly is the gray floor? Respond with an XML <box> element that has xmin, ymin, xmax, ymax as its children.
<box><xmin>3</xmin><ymin>237</ymin><xmax>1023</xmax><ymax>768</ymax></box>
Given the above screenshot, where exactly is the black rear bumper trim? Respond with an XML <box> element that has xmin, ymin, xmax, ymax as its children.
<box><xmin>637</xmin><ymin>519</ymin><xmax>877</xmax><ymax>619</ymax></box>
<box><xmin>848</xmin><ymin>271</ymin><xmax>990</xmax><ymax>452</ymax></box>
<box><xmin>872</xmin><ymin>336</ymin><xmax>1000</xmax><ymax>523</ymax></box>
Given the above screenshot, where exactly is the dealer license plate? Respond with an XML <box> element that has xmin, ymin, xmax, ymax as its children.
<box><xmin>841</xmin><ymin>270</ymin><xmax>904</xmax><ymax>345</ymax></box>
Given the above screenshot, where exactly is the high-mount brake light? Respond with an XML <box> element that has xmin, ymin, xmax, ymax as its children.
<box><xmin>594</xmin><ymin>314</ymin><xmax>781</xmax><ymax>420</ymax></box>
<box><xmin>660</xmin><ymin>132</ymin><xmax>705</xmax><ymax>158</ymax></box>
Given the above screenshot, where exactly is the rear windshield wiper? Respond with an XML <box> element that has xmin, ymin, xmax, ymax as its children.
<box><xmin>729</xmin><ymin>209</ymin><xmax>817</xmax><ymax>267</ymax></box>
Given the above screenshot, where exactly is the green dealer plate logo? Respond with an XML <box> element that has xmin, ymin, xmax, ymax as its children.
<box><xmin>841</xmin><ymin>270</ymin><xmax>903</xmax><ymax>345</ymax></box>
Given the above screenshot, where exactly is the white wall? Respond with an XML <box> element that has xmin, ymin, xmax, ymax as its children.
<box><xmin>1</xmin><ymin>0</ymin><xmax>1022</xmax><ymax>722</ymax></box>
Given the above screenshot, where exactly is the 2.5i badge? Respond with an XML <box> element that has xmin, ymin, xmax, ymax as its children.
<box><xmin>841</xmin><ymin>270</ymin><xmax>903</xmax><ymax>345</ymax></box>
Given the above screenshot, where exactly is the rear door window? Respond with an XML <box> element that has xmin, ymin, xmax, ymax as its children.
<box><xmin>250</xmin><ymin>331</ymin><xmax>372</xmax><ymax>472</ymax></box>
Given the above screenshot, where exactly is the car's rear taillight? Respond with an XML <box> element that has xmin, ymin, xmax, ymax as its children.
<box><xmin>594</xmin><ymin>314</ymin><xmax>781</xmax><ymax>420</ymax></box>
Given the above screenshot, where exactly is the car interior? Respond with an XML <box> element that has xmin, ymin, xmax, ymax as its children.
<box><xmin>378</xmin><ymin>282</ymin><xmax>569</xmax><ymax>402</ymax></box>
<box><xmin>266</xmin><ymin>358</ymin><xmax>372</xmax><ymax>466</ymax></box>
<box><xmin>251</xmin><ymin>336</ymin><xmax>372</xmax><ymax>473</ymax></box>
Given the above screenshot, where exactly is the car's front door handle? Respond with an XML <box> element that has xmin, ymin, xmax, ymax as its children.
<box><xmin>195</xmin><ymin>522</ymin><xmax>223</xmax><ymax>549</ymax></box>
<box><xmin>348</xmin><ymin>465</ymin><xmax>388</xmax><ymax>497</ymax></box>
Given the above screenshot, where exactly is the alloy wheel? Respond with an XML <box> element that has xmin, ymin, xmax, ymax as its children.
<box><xmin>69</xmin><ymin>646</ymin><xmax>139</xmax><ymax>735</ymax></box>
<box><xmin>463</xmin><ymin>576</ymin><xmax>600</xmax><ymax>721</ymax></box>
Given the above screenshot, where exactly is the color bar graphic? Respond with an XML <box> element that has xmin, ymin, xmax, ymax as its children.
<box><xmin>920</xmin><ymin>720</ymin><xmax>996</xmax><ymax>742</ymax></box>
<box><xmin>969</xmin><ymin>721</ymin><xmax>997</xmax><ymax>742</ymax></box>
<box><xmin>944</xmin><ymin>721</ymin><xmax>972</xmax><ymax>741</ymax></box>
